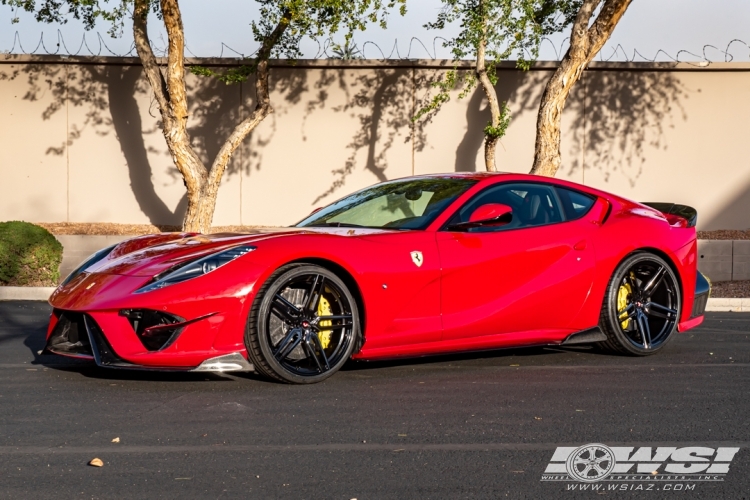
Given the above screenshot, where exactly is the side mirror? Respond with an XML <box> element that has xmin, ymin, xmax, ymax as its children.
<box><xmin>469</xmin><ymin>203</ymin><xmax>512</xmax><ymax>223</ymax></box>
<box><xmin>448</xmin><ymin>203</ymin><xmax>513</xmax><ymax>231</ymax></box>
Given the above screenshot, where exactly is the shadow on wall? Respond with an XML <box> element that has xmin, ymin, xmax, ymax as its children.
<box><xmin>189</xmin><ymin>63</ymin><xmax>311</xmax><ymax>181</ymax></box>
<box><xmin>311</xmin><ymin>67</ymin><xmax>419</xmax><ymax>204</ymax></box>
<box><xmin>0</xmin><ymin>62</ymin><xmax>319</xmax><ymax>226</ymax></box>
<box><xmin>566</xmin><ymin>70</ymin><xmax>686</xmax><ymax>187</ymax></box>
<box><xmin>103</xmin><ymin>66</ymin><xmax>188</xmax><ymax>223</ymax></box>
<box><xmin>452</xmin><ymin>69</ymin><xmax>550</xmax><ymax>172</ymax></box>
<box><xmin>1</xmin><ymin>62</ymin><xmax>188</xmax><ymax>225</ymax></box>
<box><xmin>701</xmin><ymin>172</ymin><xmax>750</xmax><ymax>230</ymax></box>
<box><xmin>0</xmin><ymin>62</ymin><xmax>690</xmax><ymax>225</ymax></box>
<box><xmin>6</xmin><ymin>60</ymin><xmax>403</xmax><ymax>224</ymax></box>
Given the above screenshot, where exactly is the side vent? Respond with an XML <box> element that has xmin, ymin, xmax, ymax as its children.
<box><xmin>119</xmin><ymin>309</ymin><xmax>186</xmax><ymax>351</ymax></box>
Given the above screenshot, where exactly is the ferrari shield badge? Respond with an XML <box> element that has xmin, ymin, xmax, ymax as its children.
<box><xmin>410</xmin><ymin>251</ymin><xmax>424</xmax><ymax>268</ymax></box>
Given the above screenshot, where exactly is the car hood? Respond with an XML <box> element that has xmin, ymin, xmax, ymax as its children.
<box><xmin>83</xmin><ymin>227</ymin><xmax>398</xmax><ymax>278</ymax></box>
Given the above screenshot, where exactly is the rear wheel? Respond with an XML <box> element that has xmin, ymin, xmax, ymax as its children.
<box><xmin>245</xmin><ymin>264</ymin><xmax>359</xmax><ymax>384</ymax></box>
<box><xmin>599</xmin><ymin>253</ymin><xmax>681</xmax><ymax>356</ymax></box>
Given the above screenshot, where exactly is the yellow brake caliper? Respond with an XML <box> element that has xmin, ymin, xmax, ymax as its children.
<box><xmin>617</xmin><ymin>281</ymin><xmax>632</xmax><ymax>329</ymax></box>
<box><xmin>317</xmin><ymin>295</ymin><xmax>333</xmax><ymax>349</ymax></box>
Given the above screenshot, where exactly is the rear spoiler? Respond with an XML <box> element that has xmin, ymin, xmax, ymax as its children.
<box><xmin>641</xmin><ymin>202</ymin><xmax>697</xmax><ymax>228</ymax></box>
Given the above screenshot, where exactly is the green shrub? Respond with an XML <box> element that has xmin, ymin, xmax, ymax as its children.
<box><xmin>0</xmin><ymin>221</ymin><xmax>63</xmax><ymax>286</ymax></box>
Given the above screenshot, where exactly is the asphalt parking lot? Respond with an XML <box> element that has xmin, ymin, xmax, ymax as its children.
<box><xmin>0</xmin><ymin>301</ymin><xmax>748</xmax><ymax>499</ymax></box>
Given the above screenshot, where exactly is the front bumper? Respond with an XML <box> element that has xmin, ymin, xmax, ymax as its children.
<box><xmin>44</xmin><ymin>311</ymin><xmax>253</xmax><ymax>373</ymax></box>
<box><xmin>46</xmin><ymin>268</ymin><xmax>261</xmax><ymax>371</ymax></box>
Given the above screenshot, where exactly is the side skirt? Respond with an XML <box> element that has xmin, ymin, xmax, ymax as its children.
<box><xmin>560</xmin><ymin>326</ymin><xmax>607</xmax><ymax>345</ymax></box>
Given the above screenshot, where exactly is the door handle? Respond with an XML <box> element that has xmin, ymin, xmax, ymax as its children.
<box><xmin>573</xmin><ymin>240</ymin><xmax>587</xmax><ymax>251</ymax></box>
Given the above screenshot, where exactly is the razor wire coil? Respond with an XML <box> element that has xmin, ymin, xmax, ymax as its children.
<box><xmin>2</xmin><ymin>30</ymin><xmax>749</xmax><ymax>67</ymax></box>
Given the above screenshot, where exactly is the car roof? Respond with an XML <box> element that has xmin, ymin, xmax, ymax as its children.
<box><xmin>393</xmin><ymin>172</ymin><xmax>615</xmax><ymax>200</ymax></box>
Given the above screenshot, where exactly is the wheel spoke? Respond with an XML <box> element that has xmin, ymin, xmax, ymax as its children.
<box><xmin>310</xmin><ymin>332</ymin><xmax>331</xmax><ymax>371</ymax></box>
<box><xmin>316</xmin><ymin>322</ymin><xmax>353</xmax><ymax>331</ymax></box>
<box><xmin>646</xmin><ymin>301</ymin><xmax>677</xmax><ymax>319</ymax></box>
<box><xmin>617</xmin><ymin>303</ymin><xmax>634</xmax><ymax>316</ymax></box>
<box><xmin>626</xmin><ymin>274</ymin><xmax>641</xmax><ymax>294</ymax></box>
<box><xmin>315</xmin><ymin>314</ymin><xmax>352</xmax><ymax>322</ymax></box>
<box><xmin>271</xmin><ymin>295</ymin><xmax>301</xmax><ymax>324</ymax></box>
<box><xmin>643</xmin><ymin>266</ymin><xmax>666</xmax><ymax>296</ymax></box>
<box><xmin>618</xmin><ymin>303</ymin><xmax>637</xmax><ymax>323</ymax></box>
<box><xmin>303</xmin><ymin>275</ymin><xmax>325</xmax><ymax>313</ymax></box>
<box><xmin>621</xmin><ymin>310</ymin><xmax>637</xmax><ymax>322</ymax></box>
<box><xmin>302</xmin><ymin>337</ymin><xmax>325</xmax><ymax>372</ymax></box>
<box><xmin>274</xmin><ymin>328</ymin><xmax>302</xmax><ymax>360</ymax></box>
<box><xmin>635</xmin><ymin>311</ymin><xmax>652</xmax><ymax>348</ymax></box>
<box><xmin>644</xmin><ymin>309</ymin><xmax>671</xmax><ymax>320</ymax></box>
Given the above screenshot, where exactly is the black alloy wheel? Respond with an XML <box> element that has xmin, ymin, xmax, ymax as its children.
<box><xmin>599</xmin><ymin>253</ymin><xmax>681</xmax><ymax>356</ymax></box>
<box><xmin>245</xmin><ymin>264</ymin><xmax>359</xmax><ymax>383</ymax></box>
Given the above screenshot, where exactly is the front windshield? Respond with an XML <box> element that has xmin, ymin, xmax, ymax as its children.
<box><xmin>297</xmin><ymin>177</ymin><xmax>477</xmax><ymax>230</ymax></box>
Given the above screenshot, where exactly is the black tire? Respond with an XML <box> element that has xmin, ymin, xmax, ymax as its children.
<box><xmin>245</xmin><ymin>264</ymin><xmax>359</xmax><ymax>384</ymax></box>
<box><xmin>598</xmin><ymin>252</ymin><xmax>681</xmax><ymax>356</ymax></box>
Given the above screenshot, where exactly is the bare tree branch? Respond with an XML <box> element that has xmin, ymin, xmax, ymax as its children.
<box><xmin>132</xmin><ymin>0</ymin><xmax>170</xmax><ymax>127</ymax></box>
<box><xmin>161</xmin><ymin>0</ymin><xmax>189</xmax><ymax>129</ymax></box>
<box><xmin>198</xmin><ymin>10</ymin><xmax>294</xmax><ymax>226</ymax></box>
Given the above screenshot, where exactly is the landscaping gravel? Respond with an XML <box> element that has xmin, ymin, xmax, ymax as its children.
<box><xmin>697</xmin><ymin>230</ymin><xmax>750</xmax><ymax>240</ymax></box>
<box><xmin>38</xmin><ymin>222</ymin><xmax>267</xmax><ymax>235</ymax></box>
<box><xmin>710</xmin><ymin>280</ymin><xmax>750</xmax><ymax>298</ymax></box>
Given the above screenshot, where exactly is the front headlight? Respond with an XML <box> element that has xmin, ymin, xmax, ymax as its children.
<box><xmin>60</xmin><ymin>244</ymin><xmax>118</xmax><ymax>286</ymax></box>
<box><xmin>134</xmin><ymin>245</ymin><xmax>256</xmax><ymax>294</ymax></box>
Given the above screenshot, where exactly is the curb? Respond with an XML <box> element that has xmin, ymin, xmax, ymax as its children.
<box><xmin>0</xmin><ymin>287</ymin><xmax>56</xmax><ymax>301</ymax></box>
<box><xmin>1</xmin><ymin>288</ymin><xmax>749</xmax><ymax>313</ymax></box>
<box><xmin>705</xmin><ymin>298</ymin><xmax>750</xmax><ymax>312</ymax></box>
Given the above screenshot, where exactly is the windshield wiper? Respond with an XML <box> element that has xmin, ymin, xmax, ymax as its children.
<box><xmin>306</xmin><ymin>222</ymin><xmax>369</xmax><ymax>228</ymax></box>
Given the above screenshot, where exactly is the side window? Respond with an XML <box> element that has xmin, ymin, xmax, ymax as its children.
<box><xmin>445</xmin><ymin>182</ymin><xmax>564</xmax><ymax>232</ymax></box>
<box><xmin>555</xmin><ymin>187</ymin><xmax>596</xmax><ymax>221</ymax></box>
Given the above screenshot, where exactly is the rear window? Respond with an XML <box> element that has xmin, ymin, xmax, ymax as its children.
<box><xmin>555</xmin><ymin>187</ymin><xmax>596</xmax><ymax>221</ymax></box>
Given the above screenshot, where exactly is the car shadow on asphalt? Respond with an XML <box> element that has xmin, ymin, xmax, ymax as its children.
<box><xmin>20</xmin><ymin>308</ymin><xmax>616</xmax><ymax>383</ymax></box>
<box><xmin>339</xmin><ymin>344</ymin><xmax>612</xmax><ymax>372</ymax></box>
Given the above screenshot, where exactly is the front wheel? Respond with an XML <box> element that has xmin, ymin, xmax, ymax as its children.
<box><xmin>245</xmin><ymin>264</ymin><xmax>359</xmax><ymax>384</ymax></box>
<box><xmin>599</xmin><ymin>253</ymin><xmax>681</xmax><ymax>356</ymax></box>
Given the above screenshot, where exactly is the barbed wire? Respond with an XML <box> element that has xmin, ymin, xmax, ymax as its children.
<box><xmin>2</xmin><ymin>30</ymin><xmax>749</xmax><ymax>66</ymax></box>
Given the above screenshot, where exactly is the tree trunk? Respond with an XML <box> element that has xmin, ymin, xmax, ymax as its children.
<box><xmin>134</xmin><ymin>0</ymin><xmax>207</xmax><ymax>231</ymax></box>
<box><xmin>476</xmin><ymin>1</ymin><xmax>501</xmax><ymax>172</ymax></box>
<box><xmin>132</xmin><ymin>1</ymin><xmax>290</xmax><ymax>233</ymax></box>
<box><xmin>530</xmin><ymin>0</ymin><xmax>633</xmax><ymax>177</ymax></box>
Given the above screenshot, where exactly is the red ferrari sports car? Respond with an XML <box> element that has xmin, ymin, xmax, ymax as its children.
<box><xmin>45</xmin><ymin>173</ymin><xmax>710</xmax><ymax>383</ymax></box>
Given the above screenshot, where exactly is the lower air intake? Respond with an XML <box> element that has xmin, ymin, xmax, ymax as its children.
<box><xmin>46</xmin><ymin>311</ymin><xmax>93</xmax><ymax>357</ymax></box>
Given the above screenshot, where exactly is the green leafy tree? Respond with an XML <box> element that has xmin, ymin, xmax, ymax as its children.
<box><xmin>416</xmin><ymin>0</ymin><xmax>581</xmax><ymax>172</ymax></box>
<box><xmin>3</xmin><ymin>0</ymin><xmax>406</xmax><ymax>232</ymax></box>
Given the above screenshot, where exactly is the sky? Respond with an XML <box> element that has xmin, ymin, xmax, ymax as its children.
<box><xmin>1</xmin><ymin>0</ymin><xmax>748</xmax><ymax>62</ymax></box>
